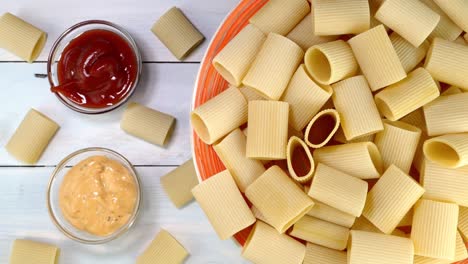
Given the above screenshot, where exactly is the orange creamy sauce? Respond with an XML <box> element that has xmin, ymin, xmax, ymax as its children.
<box><xmin>59</xmin><ymin>156</ymin><xmax>137</xmax><ymax>236</ymax></box>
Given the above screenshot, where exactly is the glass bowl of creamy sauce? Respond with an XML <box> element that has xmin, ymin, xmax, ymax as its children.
<box><xmin>47</xmin><ymin>147</ymin><xmax>141</xmax><ymax>244</ymax></box>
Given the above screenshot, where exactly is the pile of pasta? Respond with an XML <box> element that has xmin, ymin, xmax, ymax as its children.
<box><xmin>191</xmin><ymin>0</ymin><xmax>468</xmax><ymax>263</ymax></box>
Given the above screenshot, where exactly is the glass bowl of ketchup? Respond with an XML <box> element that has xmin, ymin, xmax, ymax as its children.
<box><xmin>47</xmin><ymin>20</ymin><xmax>142</xmax><ymax>114</ymax></box>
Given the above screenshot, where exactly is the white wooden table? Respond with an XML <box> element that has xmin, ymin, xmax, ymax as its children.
<box><xmin>0</xmin><ymin>1</ymin><xmax>250</xmax><ymax>263</ymax></box>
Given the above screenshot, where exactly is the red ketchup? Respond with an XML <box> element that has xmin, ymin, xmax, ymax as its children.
<box><xmin>52</xmin><ymin>29</ymin><xmax>138</xmax><ymax>108</ymax></box>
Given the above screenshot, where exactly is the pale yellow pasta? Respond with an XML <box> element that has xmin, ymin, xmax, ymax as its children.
<box><xmin>307</xmin><ymin>200</ymin><xmax>356</xmax><ymax>228</ymax></box>
<box><xmin>160</xmin><ymin>159</ymin><xmax>198</xmax><ymax>208</ymax></box>
<box><xmin>308</xmin><ymin>163</ymin><xmax>368</xmax><ymax>217</ymax></box>
<box><xmin>433</xmin><ymin>0</ymin><xmax>468</xmax><ymax>32</ymax></box>
<box><xmin>245</xmin><ymin>166</ymin><xmax>314</xmax><ymax>233</ymax></box>
<box><xmin>305</xmin><ymin>40</ymin><xmax>359</xmax><ymax>85</ymax></box>
<box><xmin>0</xmin><ymin>13</ymin><xmax>46</xmax><ymax>62</ymax></box>
<box><xmin>213</xmin><ymin>129</ymin><xmax>265</xmax><ymax>192</ymax></box>
<box><xmin>375</xmin><ymin>0</ymin><xmax>440</xmax><ymax>47</ymax></box>
<box><xmin>313</xmin><ymin>142</ymin><xmax>384</xmax><ymax>180</ymax></box>
<box><xmin>397</xmin><ymin>210</ymin><xmax>413</xmax><ymax>227</ymax></box>
<box><xmin>136</xmin><ymin>229</ymin><xmax>188</xmax><ymax>264</ymax></box>
<box><xmin>369</xmin><ymin>0</ymin><xmax>387</xmax><ymax>30</ymax></box>
<box><xmin>311</xmin><ymin>0</ymin><xmax>370</xmax><ymax>35</ymax></box>
<box><xmin>249</xmin><ymin>0</ymin><xmax>310</xmax><ymax>35</ymax></box>
<box><xmin>332</xmin><ymin>76</ymin><xmax>383</xmax><ymax>140</ymax></box>
<box><xmin>333</xmin><ymin>128</ymin><xmax>375</xmax><ymax>144</ymax></box>
<box><xmin>6</xmin><ymin>109</ymin><xmax>59</xmax><ymax>164</ymax></box>
<box><xmin>424</xmin><ymin>38</ymin><xmax>468</xmax><ymax>90</ymax></box>
<box><xmin>352</xmin><ymin>215</ymin><xmax>381</xmax><ymax>233</ymax></box>
<box><xmin>363</xmin><ymin>165</ymin><xmax>425</xmax><ymax>234</ymax></box>
<box><xmin>419</xmin><ymin>0</ymin><xmax>463</xmax><ymax>41</ymax></box>
<box><xmin>121</xmin><ymin>102</ymin><xmax>175</xmax><ymax>146</ymax></box>
<box><xmin>290</xmin><ymin>215</ymin><xmax>350</xmax><ymax>250</ymax></box>
<box><xmin>304</xmin><ymin>109</ymin><xmax>340</xmax><ymax>148</ymax></box>
<box><xmin>400</xmin><ymin>108</ymin><xmax>427</xmax><ymax>132</ymax></box>
<box><xmin>374</xmin><ymin>120</ymin><xmax>422</xmax><ymax>173</ymax></box>
<box><xmin>348</xmin><ymin>25</ymin><xmax>406</xmax><ymax>91</ymax></box>
<box><xmin>239</xmin><ymin>86</ymin><xmax>266</xmax><ymax>102</ymax></box>
<box><xmin>442</xmin><ymin>86</ymin><xmax>463</xmax><ymax>96</ymax></box>
<box><xmin>250</xmin><ymin>206</ymin><xmax>271</xmax><ymax>226</ymax></box>
<box><xmin>423</xmin><ymin>133</ymin><xmax>468</xmax><ymax>168</ymax></box>
<box><xmin>242</xmin><ymin>221</ymin><xmax>306</xmax><ymax>264</ymax></box>
<box><xmin>191</xmin><ymin>170</ymin><xmax>255</xmax><ymax>240</ymax></box>
<box><xmin>455</xmin><ymin>231</ymin><xmax>468</xmax><ymax>262</ymax></box>
<box><xmin>459</xmin><ymin>206</ymin><xmax>468</xmax><ymax>241</ymax></box>
<box><xmin>413</xmin><ymin>256</ymin><xmax>449</xmax><ymax>264</ymax></box>
<box><xmin>151</xmin><ymin>7</ymin><xmax>204</xmax><ymax>60</ymax></box>
<box><xmin>286</xmin><ymin>14</ymin><xmax>339</xmax><ymax>50</ymax></box>
<box><xmin>390</xmin><ymin>32</ymin><xmax>430</xmax><ymax>73</ymax></box>
<box><xmin>423</xmin><ymin>93</ymin><xmax>468</xmax><ymax>136</ymax></box>
<box><xmin>375</xmin><ymin>68</ymin><xmax>440</xmax><ymax>121</ymax></box>
<box><xmin>303</xmin><ymin>243</ymin><xmax>347</xmax><ymax>264</ymax></box>
<box><xmin>212</xmin><ymin>25</ymin><xmax>265</xmax><ymax>86</ymax></box>
<box><xmin>246</xmin><ymin>101</ymin><xmax>289</xmax><ymax>160</ymax></box>
<box><xmin>191</xmin><ymin>86</ymin><xmax>247</xmax><ymax>144</ymax></box>
<box><xmin>414</xmin><ymin>133</ymin><xmax>431</xmax><ymax>173</ymax></box>
<box><xmin>243</xmin><ymin>33</ymin><xmax>304</xmax><ymax>100</ymax></box>
<box><xmin>411</xmin><ymin>199</ymin><xmax>459</xmax><ymax>260</ymax></box>
<box><xmin>348</xmin><ymin>230</ymin><xmax>414</xmax><ymax>264</ymax></box>
<box><xmin>281</xmin><ymin>64</ymin><xmax>332</xmax><ymax>131</ymax></box>
<box><xmin>286</xmin><ymin>136</ymin><xmax>315</xmax><ymax>184</ymax></box>
<box><xmin>9</xmin><ymin>239</ymin><xmax>59</xmax><ymax>264</ymax></box>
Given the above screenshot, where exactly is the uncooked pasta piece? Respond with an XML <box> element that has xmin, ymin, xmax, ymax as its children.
<box><xmin>281</xmin><ymin>64</ymin><xmax>332</xmax><ymax>131</ymax></box>
<box><xmin>303</xmin><ymin>243</ymin><xmax>347</xmax><ymax>264</ymax></box>
<box><xmin>419</xmin><ymin>0</ymin><xmax>463</xmax><ymax>41</ymax></box>
<box><xmin>400</xmin><ymin>108</ymin><xmax>427</xmax><ymax>132</ymax></box>
<box><xmin>0</xmin><ymin>13</ymin><xmax>46</xmax><ymax>62</ymax></box>
<box><xmin>454</xmin><ymin>231</ymin><xmax>468</xmax><ymax>261</ymax></box>
<box><xmin>304</xmin><ymin>40</ymin><xmax>358</xmax><ymax>85</ymax></box>
<box><xmin>333</xmin><ymin>128</ymin><xmax>375</xmax><ymax>144</ymax></box>
<box><xmin>245</xmin><ymin>166</ymin><xmax>314</xmax><ymax>233</ymax></box>
<box><xmin>313</xmin><ymin>142</ymin><xmax>384</xmax><ymax>180</ymax></box>
<box><xmin>243</xmin><ymin>33</ymin><xmax>304</xmax><ymax>100</ymax></box>
<box><xmin>375</xmin><ymin>0</ymin><xmax>440</xmax><ymax>47</ymax></box>
<box><xmin>352</xmin><ymin>215</ymin><xmax>381</xmax><ymax>233</ymax></box>
<box><xmin>304</xmin><ymin>109</ymin><xmax>340</xmax><ymax>148</ymax></box>
<box><xmin>311</xmin><ymin>0</ymin><xmax>370</xmax><ymax>35</ymax></box>
<box><xmin>397</xmin><ymin>210</ymin><xmax>413</xmax><ymax>227</ymax></box>
<box><xmin>411</xmin><ymin>199</ymin><xmax>459</xmax><ymax>260</ymax></box>
<box><xmin>369</xmin><ymin>0</ymin><xmax>387</xmax><ymax>30</ymax></box>
<box><xmin>151</xmin><ymin>7</ymin><xmax>204</xmax><ymax>60</ymax></box>
<box><xmin>286</xmin><ymin>14</ymin><xmax>339</xmax><ymax>50</ymax></box>
<box><xmin>423</xmin><ymin>133</ymin><xmax>468</xmax><ymax>168</ymax></box>
<box><xmin>424</xmin><ymin>38</ymin><xmax>468</xmax><ymax>90</ymax></box>
<box><xmin>363</xmin><ymin>165</ymin><xmax>425</xmax><ymax>234</ymax></box>
<box><xmin>348</xmin><ymin>230</ymin><xmax>414</xmax><ymax>264</ymax></box>
<box><xmin>331</xmin><ymin>76</ymin><xmax>383</xmax><ymax>140</ymax></box>
<box><xmin>9</xmin><ymin>239</ymin><xmax>59</xmax><ymax>264</ymax></box>
<box><xmin>250</xmin><ymin>206</ymin><xmax>271</xmax><ymax>226</ymax></box>
<box><xmin>308</xmin><ymin>163</ymin><xmax>368</xmax><ymax>217</ymax></box>
<box><xmin>307</xmin><ymin>200</ymin><xmax>356</xmax><ymax>228</ymax></box>
<box><xmin>348</xmin><ymin>25</ymin><xmax>406</xmax><ymax>91</ymax></box>
<box><xmin>433</xmin><ymin>0</ymin><xmax>468</xmax><ymax>32</ymax></box>
<box><xmin>191</xmin><ymin>170</ymin><xmax>255</xmax><ymax>240</ymax></box>
<box><xmin>190</xmin><ymin>86</ymin><xmax>247</xmax><ymax>144</ymax></box>
<box><xmin>459</xmin><ymin>206</ymin><xmax>468</xmax><ymax>241</ymax></box>
<box><xmin>390</xmin><ymin>32</ymin><xmax>430</xmax><ymax>73</ymax></box>
<box><xmin>374</xmin><ymin>120</ymin><xmax>422</xmax><ymax>173</ymax></box>
<box><xmin>246</xmin><ymin>101</ymin><xmax>289</xmax><ymax>160</ymax></box>
<box><xmin>242</xmin><ymin>221</ymin><xmax>306</xmax><ymax>264</ymax></box>
<box><xmin>249</xmin><ymin>0</ymin><xmax>310</xmax><ymax>35</ymax></box>
<box><xmin>213</xmin><ymin>24</ymin><xmax>266</xmax><ymax>86</ymax></box>
<box><xmin>286</xmin><ymin>136</ymin><xmax>315</xmax><ymax>184</ymax></box>
<box><xmin>239</xmin><ymin>86</ymin><xmax>266</xmax><ymax>102</ymax></box>
<box><xmin>6</xmin><ymin>109</ymin><xmax>59</xmax><ymax>164</ymax></box>
<box><xmin>423</xmin><ymin>93</ymin><xmax>468</xmax><ymax>136</ymax></box>
<box><xmin>375</xmin><ymin>68</ymin><xmax>440</xmax><ymax>121</ymax></box>
<box><xmin>136</xmin><ymin>229</ymin><xmax>188</xmax><ymax>264</ymax></box>
<box><xmin>290</xmin><ymin>215</ymin><xmax>350</xmax><ymax>250</ymax></box>
<box><xmin>160</xmin><ymin>159</ymin><xmax>198</xmax><ymax>208</ymax></box>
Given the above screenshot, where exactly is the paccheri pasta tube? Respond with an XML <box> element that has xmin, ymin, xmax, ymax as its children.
<box><xmin>420</xmin><ymin>0</ymin><xmax>463</xmax><ymax>41</ymax></box>
<box><xmin>304</xmin><ymin>109</ymin><xmax>340</xmax><ymax>148</ymax></box>
<box><xmin>424</xmin><ymin>93</ymin><xmax>468</xmax><ymax>136</ymax></box>
<box><xmin>191</xmin><ymin>86</ymin><xmax>247</xmax><ymax>144</ymax></box>
<box><xmin>389</xmin><ymin>32</ymin><xmax>430</xmax><ymax>73</ymax></box>
<box><xmin>286</xmin><ymin>136</ymin><xmax>315</xmax><ymax>184</ymax></box>
<box><xmin>6</xmin><ymin>109</ymin><xmax>59</xmax><ymax>164</ymax></box>
<box><xmin>303</xmin><ymin>243</ymin><xmax>347</xmax><ymax>264</ymax></box>
<box><xmin>239</xmin><ymin>85</ymin><xmax>266</xmax><ymax>102</ymax></box>
<box><xmin>307</xmin><ymin>200</ymin><xmax>356</xmax><ymax>228</ymax></box>
<box><xmin>160</xmin><ymin>159</ymin><xmax>198</xmax><ymax>208</ymax></box>
<box><xmin>0</xmin><ymin>13</ymin><xmax>46</xmax><ymax>62</ymax></box>
<box><xmin>286</xmin><ymin>14</ymin><xmax>339</xmax><ymax>50</ymax></box>
<box><xmin>151</xmin><ymin>7</ymin><xmax>204</xmax><ymax>60</ymax></box>
<box><xmin>191</xmin><ymin>170</ymin><xmax>255</xmax><ymax>240</ymax></box>
<box><xmin>459</xmin><ymin>206</ymin><xmax>468</xmax><ymax>241</ymax></box>
<box><xmin>348</xmin><ymin>25</ymin><xmax>406</xmax><ymax>91</ymax></box>
<box><xmin>423</xmin><ymin>133</ymin><xmax>468</xmax><ymax>168</ymax></box>
<box><xmin>245</xmin><ymin>166</ymin><xmax>314</xmax><ymax>233</ymax></box>
<box><xmin>243</xmin><ymin>33</ymin><xmax>304</xmax><ymax>100</ymax></box>
<box><xmin>9</xmin><ymin>239</ymin><xmax>59</xmax><ymax>264</ymax></box>
<box><xmin>136</xmin><ymin>229</ymin><xmax>188</xmax><ymax>264</ymax></box>
<box><xmin>433</xmin><ymin>0</ymin><xmax>468</xmax><ymax>32</ymax></box>
<box><xmin>213</xmin><ymin>24</ymin><xmax>266</xmax><ymax>86</ymax></box>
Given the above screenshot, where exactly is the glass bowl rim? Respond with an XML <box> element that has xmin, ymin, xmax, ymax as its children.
<box><xmin>46</xmin><ymin>147</ymin><xmax>142</xmax><ymax>244</ymax></box>
<box><xmin>46</xmin><ymin>20</ymin><xmax>143</xmax><ymax>115</ymax></box>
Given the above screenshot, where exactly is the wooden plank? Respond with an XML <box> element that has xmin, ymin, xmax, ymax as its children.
<box><xmin>0</xmin><ymin>167</ymin><xmax>249</xmax><ymax>263</ymax></box>
<box><xmin>0</xmin><ymin>0</ymin><xmax>239</xmax><ymax>62</ymax></box>
<box><xmin>0</xmin><ymin>63</ymin><xmax>196</xmax><ymax>166</ymax></box>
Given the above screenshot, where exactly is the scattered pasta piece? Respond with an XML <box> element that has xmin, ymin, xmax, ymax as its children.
<box><xmin>286</xmin><ymin>14</ymin><xmax>339</xmax><ymax>50</ymax></box>
<box><xmin>160</xmin><ymin>159</ymin><xmax>198</xmax><ymax>208</ymax></box>
<box><xmin>423</xmin><ymin>133</ymin><xmax>468</xmax><ymax>168</ymax></box>
<box><xmin>420</xmin><ymin>0</ymin><xmax>463</xmax><ymax>41</ymax></box>
<box><xmin>238</xmin><ymin>86</ymin><xmax>266</xmax><ymax>102</ymax></box>
<box><xmin>6</xmin><ymin>109</ymin><xmax>59</xmax><ymax>164</ymax></box>
<box><xmin>151</xmin><ymin>7</ymin><xmax>204</xmax><ymax>60</ymax></box>
<box><xmin>307</xmin><ymin>200</ymin><xmax>355</xmax><ymax>228</ymax></box>
<box><xmin>432</xmin><ymin>0</ymin><xmax>468</xmax><ymax>32</ymax></box>
<box><xmin>304</xmin><ymin>109</ymin><xmax>340</xmax><ymax>148</ymax></box>
<box><xmin>303</xmin><ymin>243</ymin><xmax>347</xmax><ymax>264</ymax></box>
<box><xmin>423</xmin><ymin>93</ymin><xmax>468</xmax><ymax>136</ymax></box>
<box><xmin>9</xmin><ymin>239</ymin><xmax>59</xmax><ymax>264</ymax></box>
<box><xmin>459</xmin><ymin>206</ymin><xmax>468</xmax><ymax>241</ymax></box>
<box><xmin>333</xmin><ymin>128</ymin><xmax>375</xmax><ymax>144</ymax></box>
<box><xmin>286</xmin><ymin>136</ymin><xmax>315</xmax><ymax>184</ymax></box>
<box><xmin>389</xmin><ymin>32</ymin><xmax>430</xmax><ymax>73</ymax></box>
<box><xmin>136</xmin><ymin>229</ymin><xmax>188</xmax><ymax>264</ymax></box>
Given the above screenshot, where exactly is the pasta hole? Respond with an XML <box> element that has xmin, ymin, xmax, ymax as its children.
<box><xmin>425</xmin><ymin>141</ymin><xmax>459</xmax><ymax>167</ymax></box>
<box><xmin>213</xmin><ymin>61</ymin><xmax>237</xmax><ymax>86</ymax></box>
<box><xmin>291</xmin><ymin>144</ymin><xmax>312</xmax><ymax>177</ymax></box>
<box><xmin>307</xmin><ymin>114</ymin><xmax>336</xmax><ymax>145</ymax></box>
<box><xmin>190</xmin><ymin>113</ymin><xmax>211</xmax><ymax>143</ymax></box>
<box><xmin>306</xmin><ymin>48</ymin><xmax>331</xmax><ymax>83</ymax></box>
<box><xmin>375</xmin><ymin>97</ymin><xmax>395</xmax><ymax>121</ymax></box>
